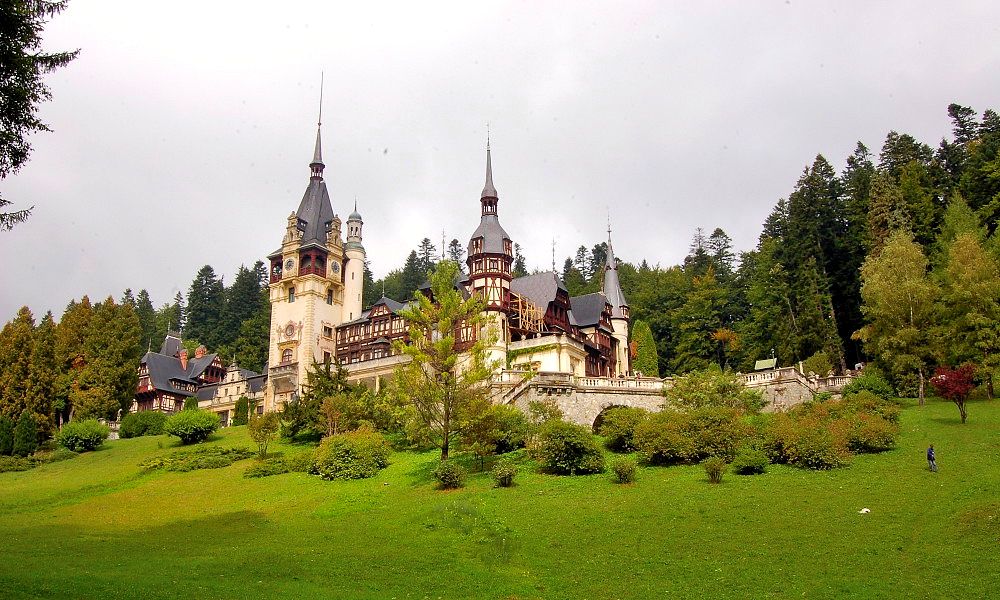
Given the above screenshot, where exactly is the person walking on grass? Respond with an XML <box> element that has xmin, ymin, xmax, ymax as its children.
<box><xmin>927</xmin><ymin>444</ymin><xmax>937</xmax><ymax>472</ymax></box>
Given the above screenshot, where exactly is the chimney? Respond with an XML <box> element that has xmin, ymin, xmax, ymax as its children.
<box><xmin>179</xmin><ymin>349</ymin><xmax>189</xmax><ymax>371</ymax></box>
<box><xmin>195</xmin><ymin>345</ymin><xmax>206</xmax><ymax>359</ymax></box>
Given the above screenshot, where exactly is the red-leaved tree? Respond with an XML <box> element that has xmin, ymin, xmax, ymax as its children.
<box><xmin>929</xmin><ymin>364</ymin><xmax>975</xmax><ymax>424</ymax></box>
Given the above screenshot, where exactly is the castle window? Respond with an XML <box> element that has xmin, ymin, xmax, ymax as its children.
<box><xmin>326</xmin><ymin>289</ymin><xmax>333</xmax><ymax>305</ymax></box>
<box><xmin>288</xmin><ymin>287</ymin><xmax>295</xmax><ymax>303</ymax></box>
<box><xmin>323</xmin><ymin>325</ymin><xmax>333</xmax><ymax>338</ymax></box>
<box><xmin>323</xmin><ymin>351</ymin><xmax>332</xmax><ymax>363</ymax></box>
<box><xmin>281</xmin><ymin>349</ymin><xmax>293</xmax><ymax>364</ymax></box>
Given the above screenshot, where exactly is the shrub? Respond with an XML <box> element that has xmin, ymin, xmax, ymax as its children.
<box><xmin>491</xmin><ymin>405</ymin><xmax>530</xmax><ymax>454</ymax></box>
<box><xmin>599</xmin><ymin>407</ymin><xmax>649</xmax><ymax>452</ymax></box>
<box><xmin>537</xmin><ymin>420</ymin><xmax>605</xmax><ymax>475</ymax></box>
<box><xmin>313</xmin><ymin>427</ymin><xmax>391</xmax><ymax>480</ymax></box>
<box><xmin>232</xmin><ymin>396</ymin><xmax>250</xmax><ymax>426</ymax></box>
<box><xmin>183</xmin><ymin>397</ymin><xmax>199</xmax><ymax>410</ymax></box>
<box><xmin>0</xmin><ymin>414</ymin><xmax>14</xmax><ymax>455</ymax></box>
<box><xmin>634</xmin><ymin>410</ymin><xmax>696</xmax><ymax>465</ymax></box>
<box><xmin>244</xmin><ymin>457</ymin><xmax>289</xmax><ymax>479</ymax></box>
<box><xmin>285</xmin><ymin>451</ymin><xmax>315</xmax><ymax>473</ymax></box>
<box><xmin>0</xmin><ymin>455</ymin><xmax>37</xmax><ymax>472</ymax></box>
<box><xmin>432</xmin><ymin>460</ymin><xmax>466</xmax><ymax>489</ymax></box>
<box><xmin>802</xmin><ymin>350</ymin><xmax>833</xmax><ymax>377</ymax></box>
<box><xmin>35</xmin><ymin>448</ymin><xmax>79</xmax><ymax>463</ymax></box>
<box><xmin>664</xmin><ymin>366</ymin><xmax>766</xmax><ymax>413</ymax></box>
<box><xmin>248</xmin><ymin>412</ymin><xmax>281</xmax><ymax>457</ymax></box>
<box><xmin>164</xmin><ymin>409</ymin><xmax>219</xmax><ymax>444</ymax></box>
<box><xmin>139</xmin><ymin>446</ymin><xmax>254</xmax><ymax>472</ymax></box>
<box><xmin>781</xmin><ymin>416</ymin><xmax>850</xmax><ymax>470</ymax></box>
<box><xmin>846</xmin><ymin>413</ymin><xmax>899</xmax><ymax>454</ymax></box>
<box><xmin>611</xmin><ymin>456</ymin><xmax>637</xmax><ymax>484</ymax></box>
<box><xmin>56</xmin><ymin>419</ymin><xmax>109</xmax><ymax>452</ymax></box>
<box><xmin>843</xmin><ymin>367</ymin><xmax>894</xmax><ymax>402</ymax></box>
<box><xmin>704</xmin><ymin>456</ymin><xmax>726</xmax><ymax>483</ymax></box>
<box><xmin>119</xmin><ymin>411</ymin><xmax>167</xmax><ymax>438</ymax></box>
<box><xmin>731</xmin><ymin>446</ymin><xmax>768</xmax><ymax>475</ymax></box>
<box><xmin>843</xmin><ymin>390</ymin><xmax>901</xmax><ymax>424</ymax></box>
<box><xmin>687</xmin><ymin>407</ymin><xmax>748</xmax><ymax>461</ymax></box>
<box><xmin>491</xmin><ymin>457</ymin><xmax>517</xmax><ymax>488</ymax></box>
<box><xmin>12</xmin><ymin>412</ymin><xmax>38</xmax><ymax>457</ymax></box>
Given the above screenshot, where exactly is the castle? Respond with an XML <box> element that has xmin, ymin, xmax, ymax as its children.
<box><xmin>260</xmin><ymin>121</ymin><xmax>635</xmax><ymax>412</ymax></box>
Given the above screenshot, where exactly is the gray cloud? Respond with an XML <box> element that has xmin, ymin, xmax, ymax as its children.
<box><xmin>2</xmin><ymin>1</ymin><xmax>999</xmax><ymax>318</ymax></box>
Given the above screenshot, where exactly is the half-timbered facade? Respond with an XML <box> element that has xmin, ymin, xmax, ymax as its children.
<box><xmin>132</xmin><ymin>334</ymin><xmax>226</xmax><ymax>414</ymax></box>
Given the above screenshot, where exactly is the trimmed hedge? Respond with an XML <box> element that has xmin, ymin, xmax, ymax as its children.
<box><xmin>119</xmin><ymin>411</ymin><xmax>167</xmax><ymax>438</ymax></box>
<box><xmin>313</xmin><ymin>427</ymin><xmax>390</xmax><ymax>480</ymax></box>
<box><xmin>164</xmin><ymin>409</ymin><xmax>219</xmax><ymax>444</ymax></box>
<box><xmin>56</xmin><ymin>419</ymin><xmax>110</xmax><ymax>452</ymax></box>
<box><xmin>537</xmin><ymin>420</ymin><xmax>605</xmax><ymax>475</ymax></box>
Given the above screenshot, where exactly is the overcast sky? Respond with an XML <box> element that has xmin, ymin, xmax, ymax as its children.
<box><xmin>2</xmin><ymin>1</ymin><xmax>999</xmax><ymax>321</ymax></box>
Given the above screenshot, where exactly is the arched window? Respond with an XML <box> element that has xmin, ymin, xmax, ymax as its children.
<box><xmin>281</xmin><ymin>349</ymin><xmax>293</xmax><ymax>363</ymax></box>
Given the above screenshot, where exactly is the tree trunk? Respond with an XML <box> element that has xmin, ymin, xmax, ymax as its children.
<box><xmin>918</xmin><ymin>368</ymin><xmax>925</xmax><ymax>407</ymax></box>
<box><xmin>958</xmin><ymin>401</ymin><xmax>967</xmax><ymax>423</ymax></box>
<box><xmin>988</xmin><ymin>375</ymin><xmax>994</xmax><ymax>400</ymax></box>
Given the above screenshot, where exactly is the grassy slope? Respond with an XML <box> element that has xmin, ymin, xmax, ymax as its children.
<box><xmin>1</xmin><ymin>399</ymin><xmax>997</xmax><ymax>600</ymax></box>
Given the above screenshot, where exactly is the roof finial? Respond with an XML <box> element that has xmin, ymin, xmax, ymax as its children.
<box><xmin>318</xmin><ymin>71</ymin><xmax>324</xmax><ymax>128</ymax></box>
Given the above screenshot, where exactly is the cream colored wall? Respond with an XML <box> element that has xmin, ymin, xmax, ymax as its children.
<box><xmin>343</xmin><ymin>247</ymin><xmax>365</xmax><ymax>322</ymax></box>
<box><xmin>611</xmin><ymin>317</ymin><xmax>629</xmax><ymax>376</ymax></box>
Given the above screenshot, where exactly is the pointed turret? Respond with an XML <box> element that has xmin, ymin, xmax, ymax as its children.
<box><xmin>602</xmin><ymin>226</ymin><xmax>629</xmax><ymax>319</ymax></box>
<box><xmin>310</xmin><ymin>125</ymin><xmax>323</xmax><ymax>178</ymax></box>
<box><xmin>466</xmin><ymin>137</ymin><xmax>513</xmax><ymax>311</ymax></box>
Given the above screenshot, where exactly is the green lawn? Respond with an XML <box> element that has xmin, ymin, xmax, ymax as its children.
<box><xmin>1</xmin><ymin>399</ymin><xmax>997</xmax><ymax>599</ymax></box>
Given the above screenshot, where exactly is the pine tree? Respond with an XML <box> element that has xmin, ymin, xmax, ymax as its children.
<box><xmin>24</xmin><ymin>311</ymin><xmax>56</xmax><ymax>438</ymax></box>
<box><xmin>222</xmin><ymin>264</ymin><xmax>263</xmax><ymax>349</ymax></box>
<box><xmin>231</xmin><ymin>294</ymin><xmax>270</xmax><ymax>373</ymax></box>
<box><xmin>73</xmin><ymin>297</ymin><xmax>142</xmax><ymax>419</ymax></box>
<box><xmin>671</xmin><ymin>269</ymin><xmax>727</xmax><ymax>373</ymax></box>
<box><xmin>513</xmin><ymin>243</ymin><xmax>528</xmax><ymax>277</ymax></box>
<box><xmin>186</xmin><ymin>265</ymin><xmax>225</xmax><ymax>349</ymax></box>
<box><xmin>0</xmin><ymin>414</ymin><xmax>13</xmax><ymax>455</ymax></box>
<box><xmin>867</xmin><ymin>172</ymin><xmax>910</xmax><ymax>253</ymax></box>
<box><xmin>683</xmin><ymin>228</ymin><xmax>712</xmax><ymax>275</ymax></box>
<box><xmin>706</xmin><ymin>228</ymin><xmax>735</xmax><ymax>280</ymax></box>
<box><xmin>447</xmin><ymin>238</ymin><xmax>465</xmax><ymax>263</ymax></box>
<box><xmin>135</xmin><ymin>289</ymin><xmax>157</xmax><ymax>349</ymax></box>
<box><xmin>0</xmin><ymin>0</ymin><xmax>78</xmax><ymax>230</ymax></box>
<box><xmin>399</xmin><ymin>250</ymin><xmax>425</xmax><ymax>300</ymax></box>
<box><xmin>574</xmin><ymin>246</ymin><xmax>590</xmax><ymax>279</ymax></box>
<box><xmin>631</xmin><ymin>320</ymin><xmax>659</xmax><ymax>377</ymax></box>
<box><xmin>390</xmin><ymin>260</ymin><xmax>495</xmax><ymax>460</ymax></box>
<box><xmin>0</xmin><ymin>307</ymin><xmax>35</xmax><ymax>420</ymax></box>
<box><xmin>416</xmin><ymin>238</ymin><xmax>438</xmax><ymax>274</ymax></box>
<box><xmin>11</xmin><ymin>411</ymin><xmax>37</xmax><ymax>457</ymax></box>
<box><xmin>948</xmin><ymin>103</ymin><xmax>979</xmax><ymax>145</ymax></box>
<box><xmin>54</xmin><ymin>297</ymin><xmax>92</xmax><ymax>424</ymax></box>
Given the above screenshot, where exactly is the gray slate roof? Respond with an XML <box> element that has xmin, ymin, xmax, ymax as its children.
<box><xmin>570</xmin><ymin>292</ymin><xmax>609</xmax><ymax>327</ymax></box>
<box><xmin>468</xmin><ymin>214</ymin><xmax>510</xmax><ymax>255</ymax></box>
<box><xmin>160</xmin><ymin>333</ymin><xmax>182</xmax><ymax>357</ymax></box>
<box><xmin>296</xmin><ymin>178</ymin><xmax>335</xmax><ymax>246</ymax></box>
<box><xmin>510</xmin><ymin>271</ymin><xmax>566</xmax><ymax>309</ymax></box>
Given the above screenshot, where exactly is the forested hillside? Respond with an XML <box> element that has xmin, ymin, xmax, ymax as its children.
<box><xmin>3</xmin><ymin>103</ymin><xmax>999</xmax><ymax>428</ymax></box>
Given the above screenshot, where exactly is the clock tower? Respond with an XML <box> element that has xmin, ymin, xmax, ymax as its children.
<box><xmin>263</xmin><ymin>118</ymin><xmax>360</xmax><ymax>411</ymax></box>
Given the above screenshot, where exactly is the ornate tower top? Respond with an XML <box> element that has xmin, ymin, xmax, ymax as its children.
<box><xmin>310</xmin><ymin>75</ymin><xmax>324</xmax><ymax>180</ymax></box>
<box><xmin>467</xmin><ymin>138</ymin><xmax>511</xmax><ymax>259</ymax></box>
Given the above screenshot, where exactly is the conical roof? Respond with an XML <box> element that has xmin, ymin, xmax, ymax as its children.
<box><xmin>603</xmin><ymin>229</ymin><xmax>628</xmax><ymax>318</ymax></box>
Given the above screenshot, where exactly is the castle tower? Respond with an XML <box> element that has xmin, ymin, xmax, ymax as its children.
<box><xmin>263</xmin><ymin>113</ymin><xmax>349</xmax><ymax>411</ymax></box>
<box><xmin>603</xmin><ymin>226</ymin><xmax>631</xmax><ymax>375</ymax></box>
<box><xmin>343</xmin><ymin>202</ymin><xmax>366</xmax><ymax>322</ymax></box>
<box><xmin>466</xmin><ymin>139</ymin><xmax>513</xmax><ymax>356</ymax></box>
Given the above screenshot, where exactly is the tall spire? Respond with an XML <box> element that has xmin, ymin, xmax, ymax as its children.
<box><xmin>603</xmin><ymin>222</ymin><xmax>628</xmax><ymax>319</ymax></box>
<box><xmin>310</xmin><ymin>72</ymin><xmax>325</xmax><ymax>178</ymax></box>
<box><xmin>481</xmin><ymin>130</ymin><xmax>497</xmax><ymax>201</ymax></box>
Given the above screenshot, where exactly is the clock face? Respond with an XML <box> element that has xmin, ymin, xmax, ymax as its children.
<box><xmin>285</xmin><ymin>259</ymin><xmax>295</xmax><ymax>271</ymax></box>
<box><xmin>331</xmin><ymin>262</ymin><xmax>341</xmax><ymax>274</ymax></box>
